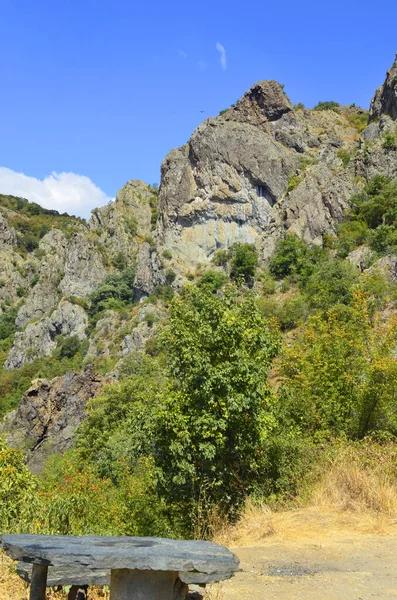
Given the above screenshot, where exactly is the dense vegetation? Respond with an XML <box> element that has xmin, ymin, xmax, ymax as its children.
<box><xmin>1</xmin><ymin>178</ymin><xmax>397</xmax><ymax>540</ymax></box>
<box><xmin>0</xmin><ymin>193</ymin><xmax>83</xmax><ymax>254</ymax></box>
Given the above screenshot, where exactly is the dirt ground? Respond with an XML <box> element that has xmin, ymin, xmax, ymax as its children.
<box><xmin>209</xmin><ymin>508</ymin><xmax>397</xmax><ymax>600</ymax></box>
<box><xmin>3</xmin><ymin>509</ymin><xmax>397</xmax><ymax>599</ymax></box>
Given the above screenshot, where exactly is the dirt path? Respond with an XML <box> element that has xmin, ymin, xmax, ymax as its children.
<box><xmin>210</xmin><ymin>509</ymin><xmax>397</xmax><ymax>599</ymax></box>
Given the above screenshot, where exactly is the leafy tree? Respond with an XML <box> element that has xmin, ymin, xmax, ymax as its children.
<box><xmin>304</xmin><ymin>258</ymin><xmax>359</xmax><ymax>309</ymax></box>
<box><xmin>156</xmin><ymin>284</ymin><xmax>280</xmax><ymax>522</ymax></box>
<box><xmin>278</xmin><ymin>293</ymin><xmax>397</xmax><ymax>440</ymax></box>
<box><xmin>313</xmin><ymin>101</ymin><xmax>340</xmax><ymax>112</ymax></box>
<box><xmin>88</xmin><ymin>266</ymin><xmax>135</xmax><ymax>322</ymax></box>
<box><xmin>197</xmin><ymin>269</ymin><xmax>228</xmax><ymax>292</ymax></box>
<box><xmin>269</xmin><ymin>235</ymin><xmax>325</xmax><ymax>283</ymax></box>
<box><xmin>230</xmin><ymin>243</ymin><xmax>258</xmax><ymax>281</ymax></box>
<box><xmin>76</xmin><ymin>354</ymin><xmax>166</xmax><ymax>479</ymax></box>
<box><xmin>0</xmin><ymin>438</ymin><xmax>38</xmax><ymax>532</ymax></box>
<box><xmin>0</xmin><ymin>305</ymin><xmax>18</xmax><ymax>341</ymax></box>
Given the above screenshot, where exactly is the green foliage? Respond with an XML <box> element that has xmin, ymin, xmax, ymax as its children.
<box><xmin>257</xmin><ymin>295</ymin><xmax>309</xmax><ymax>331</ymax></box>
<box><xmin>345</xmin><ymin>111</ymin><xmax>369</xmax><ymax>132</ymax></box>
<box><xmin>287</xmin><ymin>176</ymin><xmax>302</xmax><ymax>192</ymax></box>
<box><xmin>1</xmin><ymin>194</ymin><xmax>81</xmax><ymax>254</ymax></box>
<box><xmin>156</xmin><ymin>285</ymin><xmax>280</xmax><ymax>522</ymax></box>
<box><xmin>56</xmin><ymin>335</ymin><xmax>86</xmax><ymax>360</ymax></box>
<box><xmin>383</xmin><ymin>133</ymin><xmax>396</xmax><ymax>150</ymax></box>
<box><xmin>313</xmin><ymin>100</ymin><xmax>340</xmax><ymax>112</ymax></box>
<box><xmin>165</xmin><ymin>269</ymin><xmax>176</xmax><ymax>285</ymax></box>
<box><xmin>337</xmin><ymin>148</ymin><xmax>353</xmax><ymax>167</ymax></box>
<box><xmin>336</xmin><ymin>220</ymin><xmax>369</xmax><ymax>257</ymax></box>
<box><xmin>303</xmin><ymin>258</ymin><xmax>359</xmax><ymax>309</ymax></box>
<box><xmin>123</xmin><ymin>215</ymin><xmax>138</xmax><ymax>236</ymax></box>
<box><xmin>76</xmin><ymin>354</ymin><xmax>166</xmax><ymax>479</ymax></box>
<box><xmin>0</xmin><ymin>437</ymin><xmax>38</xmax><ymax>532</ymax></box>
<box><xmin>0</xmin><ymin>305</ymin><xmax>18</xmax><ymax>341</ymax></box>
<box><xmin>88</xmin><ymin>267</ymin><xmax>135</xmax><ymax>323</ymax></box>
<box><xmin>269</xmin><ymin>235</ymin><xmax>325</xmax><ymax>283</ymax></box>
<box><xmin>162</xmin><ymin>250</ymin><xmax>172</xmax><ymax>260</ymax></box>
<box><xmin>197</xmin><ymin>269</ymin><xmax>228</xmax><ymax>292</ymax></box>
<box><xmin>229</xmin><ymin>243</ymin><xmax>258</xmax><ymax>282</ymax></box>
<box><xmin>212</xmin><ymin>249</ymin><xmax>229</xmax><ymax>267</ymax></box>
<box><xmin>278</xmin><ymin>294</ymin><xmax>397</xmax><ymax>440</ymax></box>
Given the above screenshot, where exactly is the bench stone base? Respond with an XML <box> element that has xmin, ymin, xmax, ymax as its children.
<box><xmin>109</xmin><ymin>569</ymin><xmax>188</xmax><ymax>600</ymax></box>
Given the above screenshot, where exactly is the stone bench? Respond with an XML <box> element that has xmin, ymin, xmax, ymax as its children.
<box><xmin>1</xmin><ymin>534</ymin><xmax>239</xmax><ymax>600</ymax></box>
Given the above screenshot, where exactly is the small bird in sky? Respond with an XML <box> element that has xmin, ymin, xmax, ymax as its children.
<box><xmin>199</xmin><ymin>110</ymin><xmax>205</xmax><ymax>113</ymax></box>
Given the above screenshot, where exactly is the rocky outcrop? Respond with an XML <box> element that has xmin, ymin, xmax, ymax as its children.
<box><xmin>89</xmin><ymin>180</ymin><xmax>155</xmax><ymax>262</ymax></box>
<box><xmin>60</xmin><ymin>233</ymin><xmax>108</xmax><ymax>297</ymax></box>
<box><xmin>133</xmin><ymin>242</ymin><xmax>165</xmax><ymax>299</ymax></box>
<box><xmin>370</xmin><ymin>54</ymin><xmax>397</xmax><ymax>122</ymax></box>
<box><xmin>0</xmin><ymin>213</ymin><xmax>16</xmax><ymax>249</ymax></box>
<box><xmin>0</xmin><ymin>366</ymin><xmax>112</xmax><ymax>473</ymax></box>
<box><xmin>5</xmin><ymin>301</ymin><xmax>88</xmax><ymax>370</ymax></box>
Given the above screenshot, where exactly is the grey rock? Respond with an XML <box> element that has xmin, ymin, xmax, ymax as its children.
<box><xmin>17</xmin><ymin>562</ymin><xmax>109</xmax><ymax>587</ymax></box>
<box><xmin>60</xmin><ymin>233</ymin><xmax>107</xmax><ymax>297</ymax></box>
<box><xmin>89</xmin><ymin>180</ymin><xmax>155</xmax><ymax>261</ymax></box>
<box><xmin>0</xmin><ymin>213</ymin><xmax>16</xmax><ymax>249</ymax></box>
<box><xmin>369</xmin><ymin>54</ymin><xmax>397</xmax><ymax>122</ymax></box>
<box><xmin>223</xmin><ymin>80</ymin><xmax>293</xmax><ymax>125</ymax></box>
<box><xmin>1</xmin><ymin>534</ymin><xmax>239</xmax><ymax>584</ymax></box>
<box><xmin>133</xmin><ymin>242</ymin><xmax>165</xmax><ymax>299</ymax></box>
<box><xmin>0</xmin><ymin>365</ymin><xmax>111</xmax><ymax>474</ymax></box>
<box><xmin>284</xmin><ymin>164</ymin><xmax>358</xmax><ymax>245</ymax></box>
<box><xmin>346</xmin><ymin>246</ymin><xmax>374</xmax><ymax>271</ymax></box>
<box><xmin>5</xmin><ymin>301</ymin><xmax>88</xmax><ymax>370</ymax></box>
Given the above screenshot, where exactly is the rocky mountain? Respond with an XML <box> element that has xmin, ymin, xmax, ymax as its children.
<box><xmin>1</xmin><ymin>54</ymin><xmax>397</xmax><ymax>470</ymax></box>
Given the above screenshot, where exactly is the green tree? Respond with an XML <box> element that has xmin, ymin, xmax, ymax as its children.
<box><xmin>230</xmin><ymin>243</ymin><xmax>258</xmax><ymax>282</ymax></box>
<box><xmin>0</xmin><ymin>438</ymin><xmax>38</xmax><ymax>532</ymax></box>
<box><xmin>156</xmin><ymin>284</ymin><xmax>280</xmax><ymax>522</ymax></box>
<box><xmin>278</xmin><ymin>293</ymin><xmax>397</xmax><ymax>440</ymax></box>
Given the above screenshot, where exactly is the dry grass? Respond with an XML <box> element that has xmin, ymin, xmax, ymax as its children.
<box><xmin>217</xmin><ymin>443</ymin><xmax>397</xmax><ymax>548</ymax></box>
<box><xmin>0</xmin><ymin>553</ymin><xmax>109</xmax><ymax>600</ymax></box>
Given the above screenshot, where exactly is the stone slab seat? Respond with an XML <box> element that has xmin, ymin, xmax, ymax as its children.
<box><xmin>0</xmin><ymin>534</ymin><xmax>239</xmax><ymax>600</ymax></box>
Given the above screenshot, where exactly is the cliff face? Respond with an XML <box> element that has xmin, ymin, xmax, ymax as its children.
<box><xmin>370</xmin><ymin>54</ymin><xmax>397</xmax><ymax>122</ymax></box>
<box><xmin>1</xmin><ymin>56</ymin><xmax>397</xmax><ymax>469</ymax></box>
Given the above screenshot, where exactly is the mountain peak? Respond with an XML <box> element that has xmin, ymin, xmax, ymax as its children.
<box><xmin>369</xmin><ymin>54</ymin><xmax>397</xmax><ymax>122</ymax></box>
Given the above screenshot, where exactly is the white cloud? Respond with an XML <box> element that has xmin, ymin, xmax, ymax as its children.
<box><xmin>178</xmin><ymin>49</ymin><xmax>188</xmax><ymax>58</ymax></box>
<box><xmin>197</xmin><ymin>60</ymin><xmax>208</xmax><ymax>70</ymax></box>
<box><xmin>0</xmin><ymin>167</ymin><xmax>112</xmax><ymax>219</ymax></box>
<box><xmin>216</xmin><ymin>42</ymin><xmax>227</xmax><ymax>71</ymax></box>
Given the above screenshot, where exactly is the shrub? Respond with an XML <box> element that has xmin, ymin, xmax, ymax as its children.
<box><xmin>0</xmin><ymin>438</ymin><xmax>38</xmax><ymax>532</ymax></box>
<box><xmin>313</xmin><ymin>101</ymin><xmax>340</xmax><ymax>112</ymax></box>
<box><xmin>269</xmin><ymin>235</ymin><xmax>325</xmax><ymax>283</ymax></box>
<box><xmin>287</xmin><ymin>176</ymin><xmax>302</xmax><ymax>192</ymax></box>
<box><xmin>304</xmin><ymin>259</ymin><xmax>359</xmax><ymax>309</ymax></box>
<box><xmin>88</xmin><ymin>267</ymin><xmax>135</xmax><ymax>322</ymax></box>
<box><xmin>0</xmin><ymin>305</ymin><xmax>18</xmax><ymax>341</ymax></box>
<box><xmin>383</xmin><ymin>133</ymin><xmax>396</xmax><ymax>150</ymax></box>
<box><xmin>212</xmin><ymin>249</ymin><xmax>229</xmax><ymax>267</ymax></box>
<box><xmin>197</xmin><ymin>270</ymin><xmax>228</xmax><ymax>292</ymax></box>
<box><xmin>230</xmin><ymin>243</ymin><xmax>258</xmax><ymax>282</ymax></box>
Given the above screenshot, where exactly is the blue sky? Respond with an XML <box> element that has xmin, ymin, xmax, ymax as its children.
<box><xmin>0</xmin><ymin>0</ymin><xmax>396</xmax><ymax>217</ymax></box>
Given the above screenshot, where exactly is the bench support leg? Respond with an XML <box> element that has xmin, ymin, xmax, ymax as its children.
<box><xmin>29</xmin><ymin>564</ymin><xmax>48</xmax><ymax>600</ymax></box>
<box><xmin>109</xmin><ymin>569</ymin><xmax>188</xmax><ymax>600</ymax></box>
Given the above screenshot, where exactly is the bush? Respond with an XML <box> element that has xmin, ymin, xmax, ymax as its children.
<box><xmin>269</xmin><ymin>235</ymin><xmax>325</xmax><ymax>283</ymax></box>
<box><xmin>197</xmin><ymin>270</ymin><xmax>228</xmax><ymax>292</ymax></box>
<box><xmin>89</xmin><ymin>267</ymin><xmax>135</xmax><ymax>322</ymax></box>
<box><xmin>304</xmin><ymin>259</ymin><xmax>359</xmax><ymax>309</ymax></box>
<box><xmin>230</xmin><ymin>243</ymin><xmax>258</xmax><ymax>282</ymax></box>
<box><xmin>313</xmin><ymin>101</ymin><xmax>340</xmax><ymax>112</ymax></box>
<box><xmin>0</xmin><ymin>305</ymin><xmax>18</xmax><ymax>341</ymax></box>
<box><xmin>0</xmin><ymin>438</ymin><xmax>38</xmax><ymax>532</ymax></box>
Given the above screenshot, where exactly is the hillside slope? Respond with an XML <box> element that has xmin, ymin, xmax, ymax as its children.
<box><xmin>1</xmin><ymin>55</ymin><xmax>397</xmax><ymax>471</ymax></box>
